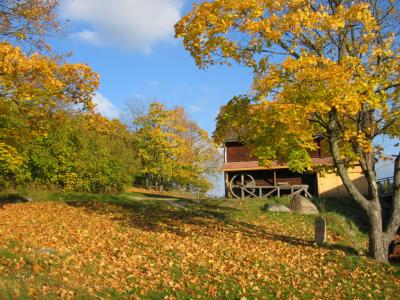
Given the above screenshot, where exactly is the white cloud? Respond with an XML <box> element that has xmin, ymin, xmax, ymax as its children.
<box><xmin>73</xmin><ymin>30</ymin><xmax>101</xmax><ymax>45</ymax></box>
<box><xmin>61</xmin><ymin>0</ymin><xmax>184</xmax><ymax>52</ymax></box>
<box><xmin>93</xmin><ymin>93</ymin><xmax>120</xmax><ymax>119</ymax></box>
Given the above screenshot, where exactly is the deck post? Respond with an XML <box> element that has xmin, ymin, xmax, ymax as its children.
<box><xmin>225</xmin><ymin>173</ymin><xmax>230</xmax><ymax>198</ymax></box>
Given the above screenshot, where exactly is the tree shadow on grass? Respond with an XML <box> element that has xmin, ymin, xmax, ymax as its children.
<box><xmin>224</xmin><ymin>219</ymin><xmax>359</xmax><ymax>255</ymax></box>
<box><xmin>0</xmin><ymin>194</ymin><xmax>30</xmax><ymax>208</ymax></box>
<box><xmin>125</xmin><ymin>192</ymin><xmax>197</xmax><ymax>201</ymax></box>
<box><xmin>56</xmin><ymin>191</ymin><xmax>204</xmax><ymax>202</ymax></box>
<box><xmin>67</xmin><ymin>198</ymin><xmax>232</xmax><ymax>235</ymax></box>
<box><xmin>64</xmin><ymin>197</ymin><xmax>361</xmax><ymax>254</ymax></box>
<box><xmin>317</xmin><ymin>197</ymin><xmax>369</xmax><ymax>233</ymax></box>
<box><xmin>0</xmin><ymin>191</ymin><xmax>359</xmax><ymax>255</ymax></box>
<box><xmin>323</xmin><ymin>243</ymin><xmax>360</xmax><ymax>256</ymax></box>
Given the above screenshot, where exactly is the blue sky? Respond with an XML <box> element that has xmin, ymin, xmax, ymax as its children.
<box><xmin>52</xmin><ymin>0</ymin><xmax>397</xmax><ymax>193</ymax></box>
<box><xmin>52</xmin><ymin>0</ymin><xmax>253</xmax><ymax>195</ymax></box>
<box><xmin>52</xmin><ymin>0</ymin><xmax>252</xmax><ymax>135</ymax></box>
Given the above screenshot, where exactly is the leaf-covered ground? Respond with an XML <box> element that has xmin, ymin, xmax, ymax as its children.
<box><xmin>0</xmin><ymin>192</ymin><xmax>399</xmax><ymax>299</ymax></box>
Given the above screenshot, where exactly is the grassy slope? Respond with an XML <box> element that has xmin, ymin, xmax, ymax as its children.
<box><xmin>0</xmin><ymin>191</ymin><xmax>398</xmax><ymax>299</ymax></box>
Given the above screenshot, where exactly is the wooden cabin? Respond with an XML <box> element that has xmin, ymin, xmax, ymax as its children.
<box><xmin>223</xmin><ymin>138</ymin><xmax>368</xmax><ymax>199</ymax></box>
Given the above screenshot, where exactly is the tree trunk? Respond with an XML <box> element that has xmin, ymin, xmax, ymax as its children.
<box><xmin>327</xmin><ymin>116</ymin><xmax>392</xmax><ymax>262</ymax></box>
<box><xmin>368</xmin><ymin>205</ymin><xmax>390</xmax><ymax>262</ymax></box>
<box><xmin>330</xmin><ymin>139</ymin><xmax>390</xmax><ymax>261</ymax></box>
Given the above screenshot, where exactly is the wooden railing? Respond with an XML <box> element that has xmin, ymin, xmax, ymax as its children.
<box><xmin>377</xmin><ymin>177</ymin><xmax>394</xmax><ymax>198</ymax></box>
<box><xmin>240</xmin><ymin>184</ymin><xmax>313</xmax><ymax>199</ymax></box>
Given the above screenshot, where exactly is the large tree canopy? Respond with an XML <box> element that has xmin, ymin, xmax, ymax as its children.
<box><xmin>176</xmin><ymin>0</ymin><xmax>400</xmax><ymax>262</ymax></box>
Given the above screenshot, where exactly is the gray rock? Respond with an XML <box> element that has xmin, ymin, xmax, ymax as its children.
<box><xmin>167</xmin><ymin>201</ymin><xmax>187</xmax><ymax>210</ymax></box>
<box><xmin>264</xmin><ymin>203</ymin><xmax>290</xmax><ymax>212</ymax></box>
<box><xmin>22</xmin><ymin>196</ymin><xmax>33</xmax><ymax>202</ymax></box>
<box><xmin>289</xmin><ymin>194</ymin><xmax>319</xmax><ymax>215</ymax></box>
<box><xmin>36</xmin><ymin>248</ymin><xmax>57</xmax><ymax>255</ymax></box>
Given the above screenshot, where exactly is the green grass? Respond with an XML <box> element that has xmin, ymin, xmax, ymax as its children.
<box><xmin>1</xmin><ymin>190</ymin><xmax>369</xmax><ymax>253</ymax></box>
<box><xmin>314</xmin><ymin>196</ymin><xmax>369</xmax><ymax>254</ymax></box>
<box><xmin>0</xmin><ymin>242</ymin><xmax>94</xmax><ymax>299</ymax></box>
<box><xmin>0</xmin><ymin>190</ymin><xmax>370</xmax><ymax>249</ymax></box>
<box><xmin>263</xmin><ymin>195</ymin><xmax>292</xmax><ymax>207</ymax></box>
<box><xmin>0</xmin><ymin>190</ymin><xmax>398</xmax><ymax>299</ymax></box>
<box><xmin>224</xmin><ymin>195</ymin><xmax>369</xmax><ymax>254</ymax></box>
<box><xmin>204</xmin><ymin>195</ymin><xmax>365</xmax><ymax>253</ymax></box>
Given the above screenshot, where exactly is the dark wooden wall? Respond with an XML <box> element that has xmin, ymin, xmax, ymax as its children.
<box><xmin>225</xmin><ymin>141</ymin><xmax>256</xmax><ymax>162</ymax></box>
<box><xmin>225</xmin><ymin>138</ymin><xmax>326</xmax><ymax>162</ymax></box>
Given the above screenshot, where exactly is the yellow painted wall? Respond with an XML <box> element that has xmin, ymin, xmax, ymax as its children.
<box><xmin>317</xmin><ymin>166</ymin><xmax>368</xmax><ymax>198</ymax></box>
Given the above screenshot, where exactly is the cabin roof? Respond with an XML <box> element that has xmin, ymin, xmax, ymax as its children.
<box><xmin>223</xmin><ymin>157</ymin><xmax>332</xmax><ymax>171</ymax></box>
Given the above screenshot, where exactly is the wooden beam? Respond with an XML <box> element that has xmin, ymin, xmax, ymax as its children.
<box><xmin>243</xmin><ymin>188</ymin><xmax>258</xmax><ymax>198</ymax></box>
<box><xmin>222</xmin><ymin>166</ymin><xmax>290</xmax><ymax>172</ymax></box>
<box><xmin>225</xmin><ymin>172</ymin><xmax>230</xmax><ymax>198</ymax></box>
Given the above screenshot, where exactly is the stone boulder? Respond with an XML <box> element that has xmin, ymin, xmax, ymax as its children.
<box><xmin>289</xmin><ymin>194</ymin><xmax>319</xmax><ymax>215</ymax></box>
<box><xmin>263</xmin><ymin>203</ymin><xmax>290</xmax><ymax>212</ymax></box>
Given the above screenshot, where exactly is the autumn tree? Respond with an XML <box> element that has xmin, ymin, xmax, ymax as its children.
<box><xmin>176</xmin><ymin>0</ymin><xmax>400</xmax><ymax>262</ymax></box>
<box><xmin>170</xmin><ymin>106</ymin><xmax>220</xmax><ymax>191</ymax></box>
<box><xmin>132</xmin><ymin>102</ymin><xmax>219</xmax><ymax>192</ymax></box>
<box><xmin>1</xmin><ymin>0</ymin><xmax>61</xmax><ymax>51</ymax></box>
<box><xmin>0</xmin><ymin>0</ymin><xmax>103</xmax><ymax>189</ymax></box>
<box><xmin>0</xmin><ymin>41</ymin><xmax>99</xmax><ymax>186</ymax></box>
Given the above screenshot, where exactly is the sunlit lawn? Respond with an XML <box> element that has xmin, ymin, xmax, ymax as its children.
<box><xmin>0</xmin><ymin>191</ymin><xmax>399</xmax><ymax>299</ymax></box>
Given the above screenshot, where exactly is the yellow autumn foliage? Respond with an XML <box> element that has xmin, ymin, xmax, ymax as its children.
<box><xmin>177</xmin><ymin>0</ymin><xmax>400</xmax><ymax>262</ymax></box>
<box><xmin>0</xmin><ymin>198</ymin><xmax>399</xmax><ymax>298</ymax></box>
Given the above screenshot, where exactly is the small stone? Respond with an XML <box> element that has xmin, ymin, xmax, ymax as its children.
<box><xmin>315</xmin><ymin>216</ymin><xmax>327</xmax><ymax>246</ymax></box>
<box><xmin>166</xmin><ymin>201</ymin><xmax>187</xmax><ymax>210</ymax></box>
<box><xmin>263</xmin><ymin>203</ymin><xmax>290</xmax><ymax>212</ymax></box>
<box><xmin>36</xmin><ymin>248</ymin><xmax>57</xmax><ymax>255</ymax></box>
<box><xmin>22</xmin><ymin>196</ymin><xmax>33</xmax><ymax>202</ymax></box>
